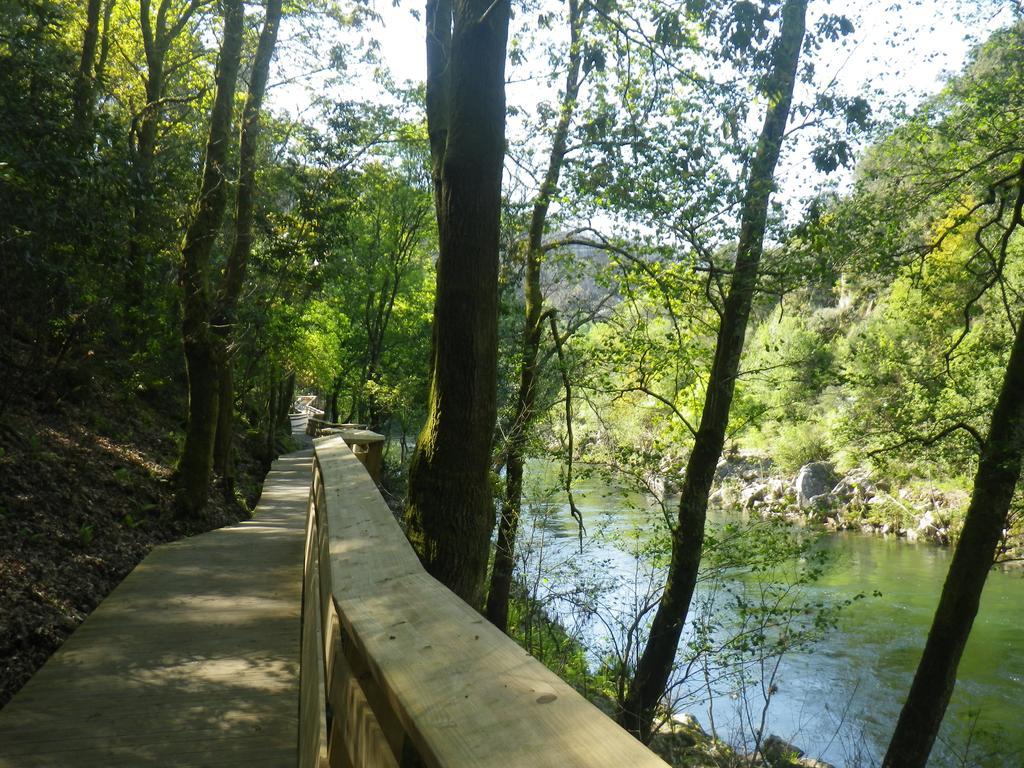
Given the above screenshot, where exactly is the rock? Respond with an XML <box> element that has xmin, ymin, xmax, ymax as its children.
<box><xmin>831</xmin><ymin>468</ymin><xmax>877</xmax><ymax>503</ymax></box>
<box><xmin>762</xmin><ymin>734</ymin><xmax>804</xmax><ymax>765</ymax></box>
<box><xmin>715</xmin><ymin>454</ymin><xmax>774</xmax><ymax>483</ymax></box>
<box><xmin>741</xmin><ymin>483</ymin><xmax>768</xmax><ymax>510</ymax></box>
<box><xmin>767</xmin><ymin>477</ymin><xmax>789</xmax><ymax>499</ymax></box>
<box><xmin>673</xmin><ymin>712</ymin><xmax>706</xmax><ymax>738</ymax></box>
<box><xmin>797</xmin><ymin>759</ymin><xmax>836</xmax><ymax>768</ymax></box>
<box><xmin>794</xmin><ymin>462</ymin><xmax>837</xmax><ymax>508</ymax></box>
<box><xmin>650</xmin><ymin>712</ymin><xmax>711</xmax><ymax>765</ymax></box>
<box><xmin>914</xmin><ymin>510</ymin><xmax>950</xmax><ymax>545</ymax></box>
<box><xmin>646</xmin><ymin>472</ymin><xmax>667</xmax><ymax>497</ymax></box>
<box><xmin>803</xmin><ymin>492</ymin><xmax>832</xmax><ymax>521</ymax></box>
<box><xmin>830</xmin><ymin>478</ymin><xmax>855</xmax><ymax>503</ymax></box>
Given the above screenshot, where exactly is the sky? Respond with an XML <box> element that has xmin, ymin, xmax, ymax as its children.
<box><xmin>266</xmin><ymin>0</ymin><xmax>1015</xmax><ymax>214</ymax></box>
<box><xmin>270</xmin><ymin>1</ymin><xmax>1012</xmax><ymax>110</ymax></box>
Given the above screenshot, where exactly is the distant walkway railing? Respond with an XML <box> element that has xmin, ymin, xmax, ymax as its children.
<box><xmin>298</xmin><ymin>435</ymin><xmax>668</xmax><ymax>768</ymax></box>
<box><xmin>290</xmin><ymin>397</ymin><xmax>325</xmax><ymax>434</ymax></box>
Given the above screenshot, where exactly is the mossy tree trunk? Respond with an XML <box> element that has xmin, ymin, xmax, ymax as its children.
<box><xmin>403</xmin><ymin>0</ymin><xmax>511</xmax><ymax>606</ymax></box>
<box><xmin>174</xmin><ymin>0</ymin><xmax>245</xmax><ymax>517</ymax></box>
<box><xmin>617</xmin><ymin>0</ymin><xmax>808</xmax><ymax>741</ymax></box>
<box><xmin>485</xmin><ymin>0</ymin><xmax>587</xmax><ymax>632</ymax></box>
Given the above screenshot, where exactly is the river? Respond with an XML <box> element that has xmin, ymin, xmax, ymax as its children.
<box><xmin>522</xmin><ymin>462</ymin><xmax>1024</xmax><ymax>767</ymax></box>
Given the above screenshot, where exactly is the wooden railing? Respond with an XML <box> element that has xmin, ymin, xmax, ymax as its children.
<box><xmin>298</xmin><ymin>435</ymin><xmax>668</xmax><ymax>768</ymax></box>
<box><xmin>305</xmin><ymin>419</ymin><xmax>385</xmax><ymax>482</ymax></box>
<box><xmin>305</xmin><ymin>418</ymin><xmax>366</xmax><ymax>436</ymax></box>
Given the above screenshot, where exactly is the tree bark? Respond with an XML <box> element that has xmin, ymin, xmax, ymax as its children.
<box><xmin>174</xmin><ymin>0</ymin><xmax>246</xmax><ymax>517</ymax></box>
<box><xmin>425</xmin><ymin>0</ymin><xmax>452</xmax><ymax>223</ymax></box>
<box><xmin>404</xmin><ymin>0</ymin><xmax>511</xmax><ymax>607</ymax></box>
<box><xmin>212</xmin><ymin>0</ymin><xmax>284</xmax><ymax>495</ymax></box>
<box><xmin>883</xmin><ymin>255</ymin><xmax>1024</xmax><ymax>765</ymax></box>
<box><xmin>72</xmin><ymin>0</ymin><xmax>103</xmax><ymax>135</ymax></box>
<box><xmin>278</xmin><ymin>372</ymin><xmax>296</xmax><ymax>433</ymax></box>
<box><xmin>329</xmin><ymin>377</ymin><xmax>342</xmax><ymax>423</ymax></box>
<box><xmin>213</xmin><ymin>356</ymin><xmax>235</xmax><ymax>500</ymax></box>
<box><xmin>485</xmin><ymin>0</ymin><xmax>586</xmax><ymax>632</ymax></box>
<box><xmin>617</xmin><ymin>0</ymin><xmax>808</xmax><ymax>741</ymax></box>
<box><xmin>264</xmin><ymin>369</ymin><xmax>280</xmax><ymax>467</ymax></box>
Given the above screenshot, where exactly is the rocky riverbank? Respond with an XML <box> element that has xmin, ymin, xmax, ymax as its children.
<box><xmin>708</xmin><ymin>455</ymin><xmax>969</xmax><ymax>546</ymax></box>
<box><xmin>650</xmin><ymin>714</ymin><xmax>834</xmax><ymax>768</ymax></box>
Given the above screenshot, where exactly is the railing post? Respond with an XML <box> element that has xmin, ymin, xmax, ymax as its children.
<box><xmin>298</xmin><ymin>469</ymin><xmax>328</xmax><ymax>768</ymax></box>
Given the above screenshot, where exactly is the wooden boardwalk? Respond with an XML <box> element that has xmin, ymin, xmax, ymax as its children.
<box><xmin>0</xmin><ymin>445</ymin><xmax>313</xmax><ymax>767</ymax></box>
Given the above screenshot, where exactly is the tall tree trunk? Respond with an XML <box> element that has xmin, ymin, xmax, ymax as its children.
<box><xmin>128</xmin><ymin>64</ymin><xmax>163</xmax><ymax>305</ymax></box>
<box><xmin>174</xmin><ymin>0</ymin><xmax>246</xmax><ymax>517</ymax></box>
<box><xmin>130</xmin><ymin>0</ymin><xmax>206</xmax><ymax>310</ymax></box>
<box><xmin>403</xmin><ymin>0</ymin><xmax>511</xmax><ymax>607</ymax></box>
<box><xmin>96</xmin><ymin>0</ymin><xmax>115</xmax><ymax>83</ymax></box>
<box><xmin>213</xmin><ymin>358</ymin><xmax>235</xmax><ymax>499</ymax></box>
<box><xmin>212</xmin><ymin>0</ymin><xmax>284</xmax><ymax>497</ymax></box>
<box><xmin>130</xmin><ymin>0</ymin><xmax>166</xmax><ymax>308</ymax></box>
<box><xmin>485</xmin><ymin>0</ymin><xmax>586</xmax><ymax>632</ymax></box>
<box><xmin>72</xmin><ymin>0</ymin><xmax>102</xmax><ymax>135</ymax></box>
<box><xmin>329</xmin><ymin>377</ymin><xmax>342</xmax><ymax>423</ymax></box>
<box><xmin>617</xmin><ymin>0</ymin><xmax>808</xmax><ymax>741</ymax></box>
<box><xmin>883</xmin><ymin>245</ymin><xmax>1024</xmax><ymax>765</ymax></box>
<box><xmin>264</xmin><ymin>370</ymin><xmax>279</xmax><ymax>467</ymax></box>
<box><xmin>425</xmin><ymin>0</ymin><xmax>452</xmax><ymax>224</ymax></box>
<box><xmin>278</xmin><ymin>372</ymin><xmax>296</xmax><ymax>434</ymax></box>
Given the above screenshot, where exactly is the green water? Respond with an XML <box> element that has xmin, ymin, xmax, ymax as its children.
<box><xmin>523</xmin><ymin>463</ymin><xmax>1024</xmax><ymax>767</ymax></box>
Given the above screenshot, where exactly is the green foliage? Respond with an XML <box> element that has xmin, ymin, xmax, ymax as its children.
<box><xmin>771</xmin><ymin>422</ymin><xmax>832</xmax><ymax>474</ymax></box>
<box><xmin>77</xmin><ymin>523</ymin><xmax>94</xmax><ymax>546</ymax></box>
<box><xmin>507</xmin><ymin>593</ymin><xmax>600</xmax><ymax>696</ymax></box>
<box><xmin>112</xmin><ymin>467</ymin><xmax>132</xmax><ymax>488</ymax></box>
<box><xmin>289</xmin><ymin>112</ymin><xmax>435</xmax><ymax>430</ymax></box>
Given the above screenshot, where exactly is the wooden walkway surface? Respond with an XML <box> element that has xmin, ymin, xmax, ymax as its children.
<box><xmin>0</xmin><ymin>444</ymin><xmax>314</xmax><ymax>767</ymax></box>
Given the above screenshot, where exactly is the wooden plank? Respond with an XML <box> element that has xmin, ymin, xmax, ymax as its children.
<box><xmin>328</xmin><ymin>633</ymin><xmax>398</xmax><ymax>768</ymax></box>
<box><xmin>0</xmin><ymin>445</ymin><xmax>314</xmax><ymax>768</ymax></box>
<box><xmin>300</xmin><ymin>509</ymin><xmax>329</xmax><ymax>768</ymax></box>
<box><xmin>312</xmin><ymin>437</ymin><xmax>668</xmax><ymax>768</ymax></box>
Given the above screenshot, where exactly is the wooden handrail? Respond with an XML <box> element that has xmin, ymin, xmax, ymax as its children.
<box><xmin>305</xmin><ymin>417</ymin><xmax>370</xmax><ymax>434</ymax></box>
<box><xmin>298</xmin><ymin>436</ymin><xmax>668</xmax><ymax>768</ymax></box>
<box><xmin>305</xmin><ymin>420</ymin><xmax>384</xmax><ymax>481</ymax></box>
